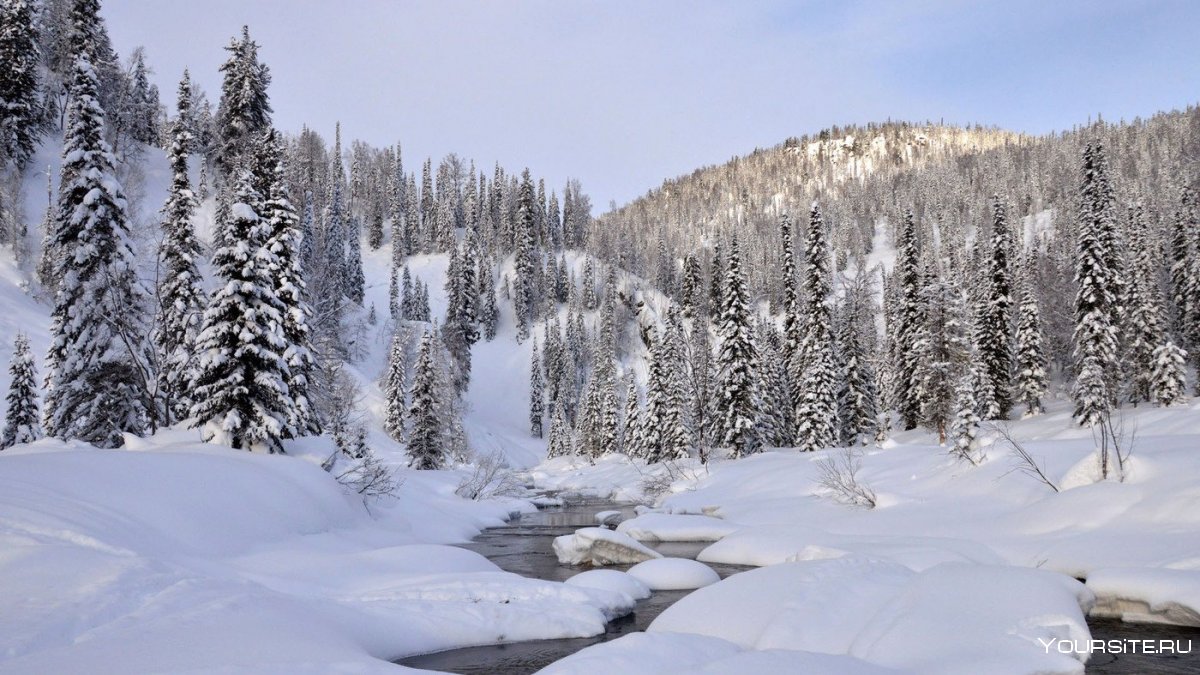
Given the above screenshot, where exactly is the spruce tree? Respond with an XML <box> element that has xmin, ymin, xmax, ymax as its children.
<box><xmin>642</xmin><ymin>331</ymin><xmax>668</xmax><ymax>462</ymax></box>
<box><xmin>894</xmin><ymin>209</ymin><xmax>924</xmax><ymax>429</ymax></box>
<box><xmin>793</xmin><ymin>203</ymin><xmax>837</xmax><ymax>452</ymax></box>
<box><xmin>622</xmin><ymin>372</ymin><xmax>641</xmax><ymax>457</ymax></box>
<box><xmin>189</xmin><ymin>169</ymin><xmax>293</xmax><ymax>453</ymax></box>
<box><xmin>2</xmin><ymin>333</ymin><xmax>41</xmax><ymax>448</ymax></box>
<box><xmin>780</xmin><ymin>214</ymin><xmax>801</xmax><ymax>374</ymax></box>
<box><xmin>836</xmin><ymin>279</ymin><xmax>878</xmax><ymax>446</ymax></box>
<box><xmin>1150</xmin><ymin>341</ymin><xmax>1188</xmax><ymax>407</ymax></box>
<box><xmin>979</xmin><ymin>196</ymin><xmax>1014</xmax><ymax>418</ymax></box>
<box><xmin>346</xmin><ymin>215</ymin><xmax>366</xmax><ymax>304</ymax></box>
<box><xmin>530</xmin><ymin>338</ymin><xmax>544</xmax><ymax>438</ymax></box>
<box><xmin>43</xmin><ymin>56</ymin><xmax>150</xmax><ymax>448</ymax></box>
<box><xmin>950</xmin><ymin>368</ymin><xmax>981</xmax><ymax>464</ymax></box>
<box><xmin>444</xmin><ymin>238</ymin><xmax>480</xmax><ymax>391</ymax></box>
<box><xmin>383</xmin><ymin>331</ymin><xmax>407</xmax><ymax>441</ymax></box>
<box><xmin>0</xmin><ymin>0</ymin><xmax>44</xmax><ymax>168</ymax></box>
<box><xmin>479</xmin><ymin>259</ymin><xmax>499</xmax><ymax>340</ymax></box>
<box><xmin>1072</xmin><ymin>143</ymin><xmax>1120</xmax><ymax>426</ymax></box>
<box><xmin>406</xmin><ymin>330</ymin><xmax>445</xmax><ymax>469</ymax></box>
<box><xmin>914</xmin><ymin>273</ymin><xmax>970</xmax><ymax>443</ymax></box>
<box><xmin>257</xmin><ymin>130</ymin><xmax>318</xmax><ymax>435</ymax></box>
<box><xmin>1125</xmin><ymin>202</ymin><xmax>1166</xmax><ymax>406</ymax></box>
<box><xmin>514</xmin><ymin>169</ymin><xmax>538</xmax><ymax>341</ymax></box>
<box><xmin>155</xmin><ymin>75</ymin><xmax>206</xmax><ymax>423</ymax></box>
<box><xmin>215</xmin><ymin>26</ymin><xmax>272</xmax><ymax>174</ymax></box>
<box><xmin>714</xmin><ymin>236</ymin><xmax>761</xmax><ymax>458</ymax></box>
<box><xmin>1014</xmin><ymin>257</ymin><xmax>1048</xmax><ymax>416</ymax></box>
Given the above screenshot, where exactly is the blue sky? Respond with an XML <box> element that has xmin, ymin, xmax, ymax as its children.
<box><xmin>102</xmin><ymin>0</ymin><xmax>1200</xmax><ymax>211</ymax></box>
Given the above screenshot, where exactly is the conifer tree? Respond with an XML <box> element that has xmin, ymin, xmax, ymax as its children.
<box><xmin>0</xmin><ymin>0</ymin><xmax>44</xmax><ymax>168</ymax></box>
<box><xmin>2</xmin><ymin>333</ymin><xmax>41</xmax><ymax>448</ymax></box>
<box><xmin>714</xmin><ymin>236</ymin><xmax>761</xmax><ymax>458</ymax></box>
<box><xmin>979</xmin><ymin>196</ymin><xmax>1014</xmax><ymax>418</ymax></box>
<box><xmin>346</xmin><ymin>215</ymin><xmax>365</xmax><ymax>304</ymax></box>
<box><xmin>479</xmin><ymin>259</ymin><xmax>499</xmax><ymax>340</ymax></box>
<box><xmin>1150</xmin><ymin>341</ymin><xmax>1188</xmax><ymax>407</ymax></box>
<box><xmin>622</xmin><ymin>372</ymin><xmax>641</xmax><ymax>457</ymax></box>
<box><xmin>383</xmin><ymin>331</ymin><xmax>407</xmax><ymax>441</ymax></box>
<box><xmin>836</xmin><ymin>278</ymin><xmax>878</xmax><ymax>446</ymax></box>
<box><xmin>547</xmin><ymin>404</ymin><xmax>573</xmax><ymax>458</ymax></box>
<box><xmin>642</xmin><ymin>331</ymin><xmax>668</xmax><ymax>462</ymax></box>
<box><xmin>530</xmin><ymin>338</ymin><xmax>544</xmax><ymax>438</ymax></box>
<box><xmin>44</xmin><ymin>56</ymin><xmax>150</xmax><ymax>448</ymax></box>
<box><xmin>950</xmin><ymin>369</ymin><xmax>981</xmax><ymax>464</ymax></box>
<box><xmin>793</xmin><ymin>203</ymin><xmax>837</xmax><ymax>452</ymax></box>
<box><xmin>756</xmin><ymin>321</ymin><xmax>792</xmax><ymax>447</ymax></box>
<box><xmin>257</xmin><ymin>130</ymin><xmax>318</xmax><ymax>435</ymax></box>
<box><xmin>914</xmin><ymin>273</ymin><xmax>970</xmax><ymax>442</ymax></box>
<box><xmin>1014</xmin><ymin>257</ymin><xmax>1048</xmax><ymax>416</ymax></box>
<box><xmin>893</xmin><ymin>209</ymin><xmax>924</xmax><ymax>429</ymax></box>
<box><xmin>155</xmin><ymin>74</ymin><xmax>206</xmax><ymax>422</ymax></box>
<box><xmin>406</xmin><ymin>330</ymin><xmax>445</xmax><ymax>469</ymax></box>
<box><xmin>444</xmin><ymin>238</ymin><xmax>480</xmax><ymax>391</ymax></box>
<box><xmin>514</xmin><ymin>169</ymin><xmax>538</xmax><ymax>341</ymax></box>
<box><xmin>1072</xmin><ymin>143</ymin><xmax>1120</xmax><ymax>426</ymax></box>
<box><xmin>189</xmin><ymin>169</ymin><xmax>292</xmax><ymax>453</ymax></box>
<box><xmin>215</xmin><ymin>26</ymin><xmax>271</xmax><ymax>174</ymax></box>
<box><xmin>780</xmin><ymin>214</ymin><xmax>801</xmax><ymax>373</ymax></box>
<box><xmin>1125</xmin><ymin>202</ymin><xmax>1166</xmax><ymax>405</ymax></box>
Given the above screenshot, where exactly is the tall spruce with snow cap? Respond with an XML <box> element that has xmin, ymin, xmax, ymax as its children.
<box><xmin>1014</xmin><ymin>257</ymin><xmax>1048</xmax><ymax>416</ymax></box>
<box><xmin>0</xmin><ymin>0</ymin><xmax>44</xmax><ymax>168</ymax></box>
<box><xmin>836</xmin><ymin>277</ymin><xmax>878</xmax><ymax>446</ymax></box>
<box><xmin>793</xmin><ymin>203</ymin><xmax>837</xmax><ymax>452</ymax></box>
<box><xmin>1071</xmin><ymin>142</ymin><xmax>1120</xmax><ymax>426</ymax></box>
<box><xmin>514</xmin><ymin>169</ymin><xmax>538</xmax><ymax>341</ymax></box>
<box><xmin>1125</xmin><ymin>202</ymin><xmax>1166</xmax><ymax>405</ymax></box>
<box><xmin>155</xmin><ymin>73</ymin><xmax>206</xmax><ymax>423</ymax></box>
<box><xmin>406</xmin><ymin>330</ymin><xmax>446</xmax><ymax>469</ymax></box>
<box><xmin>215</xmin><ymin>26</ymin><xmax>272</xmax><ymax>174</ymax></box>
<box><xmin>189</xmin><ymin>169</ymin><xmax>293</xmax><ymax>453</ymax></box>
<box><xmin>3</xmin><ymin>333</ymin><xmax>41</xmax><ymax>448</ymax></box>
<box><xmin>530</xmin><ymin>338</ymin><xmax>544</xmax><ymax>438</ymax></box>
<box><xmin>714</xmin><ymin>236</ymin><xmax>761</xmax><ymax>458</ymax></box>
<box><xmin>43</xmin><ymin>56</ymin><xmax>150</xmax><ymax>448</ymax></box>
<box><xmin>979</xmin><ymin>196</ymin><xmax>1014</xmax><ymax>418</ymax></box>
<box><xmin>893</xmin><ymin>209</ymin><xmax>924</xmax><ymax>429</ymax></box>
<box><xmin>383</xmin><ymin>331</ymin><xmax>407</xmax><ymax>441</ymax></box>
<box><xmin>257</xmin><ymin>130</ymin><xmax>318</xmax><ymax>435</ymax></box>
<box><xmin>950</xmin><ymin>368</ymin><xmax>982</xmax><ymax>464</ymax></box>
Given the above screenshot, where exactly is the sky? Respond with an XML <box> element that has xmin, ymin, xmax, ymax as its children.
<box><xmin>102</xmin><ymin>0</ymin><xmax>1200</xmax><ymax>213</ymax></box>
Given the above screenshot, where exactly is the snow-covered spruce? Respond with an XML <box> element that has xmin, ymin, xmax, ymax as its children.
<box><xmin>714</xmin><ymin>236</ymin><xmax>761</xmax><ymax>458</ymax></box>
<box><xmin>2</xmin><ymin>332</ymin><xmax>41</xmax><ymax>448</ymax></box>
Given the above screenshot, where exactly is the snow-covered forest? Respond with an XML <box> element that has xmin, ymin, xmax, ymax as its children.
<box><xmin>1</xmin><ymin>1</ymin><xmax>1199</xmax><ymax>673</ymax></box>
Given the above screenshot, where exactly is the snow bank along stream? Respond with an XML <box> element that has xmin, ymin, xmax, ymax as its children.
<box><xmin>397</xmin><ymin>497</ymin><xmax>1199</xmax><ymax>674</ymax></box>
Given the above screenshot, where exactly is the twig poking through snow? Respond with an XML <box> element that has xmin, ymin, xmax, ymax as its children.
<box><xmin>991</xmin><ymin>422</ymin><xmax>1059</xmax><ymax>493</ymax></box>
<box><xmin>815</xmin><ymin>447</ymin><xmax>877</xmax><ymax>508</ymax></box>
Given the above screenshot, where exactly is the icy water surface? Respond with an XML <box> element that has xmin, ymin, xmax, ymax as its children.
<box><xmin>397</xmin><ymin>498</ymin><xmax>1200</xmax><ymax>674</ymax></box>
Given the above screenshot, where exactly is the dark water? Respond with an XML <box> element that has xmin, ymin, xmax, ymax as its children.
<box><xmin>397</xmin><ymin>499</ymin><xmax>749</xmax><ymax>674</ymax></box>
<box><xmin>1085</xmin><ymin>618</ymin><xmax>1200</xmax><ymax>674</ymax></box>
<box><xmin>398</xmin><ymin>499</ymin><xmax>1200</xmax><ymax>674</ymax></box>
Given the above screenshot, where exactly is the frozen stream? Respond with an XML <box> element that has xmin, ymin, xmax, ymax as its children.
<box><xmin>397</xmin><ymin>498</ymin><xmax>1199</xmax><ymax>674</ymax></box>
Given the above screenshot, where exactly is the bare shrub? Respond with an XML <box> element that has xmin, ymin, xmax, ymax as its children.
<box><xmin>991</xmin><ymin>422</ymin><xmax>1059</xmax><ymax>493</ymax></box>
<box><xmin>815</xmin><ymin>447</ymin><xmax>877</xmax><ymax>508</ymax></box>
<box><xmin>456</xmin><ymin>453</ymin><xmax>525</xmax><ymax>500</ymax></box>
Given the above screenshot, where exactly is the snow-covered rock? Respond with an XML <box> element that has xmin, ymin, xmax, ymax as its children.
<box><xmin>1086</xmin><ymin>567</ymin><xmax>1200</xmax><ymax>626</ymax></box>
<box><xmin>627</xmin><ymin>558</ymin><xmax>721</xmax><ymax>591</ymax></box>
<box><xmin>595</xmin><ymin>509</ymin><xmax>624</xmax><ymax>526</ymax></box>
<box><xmin>566</xmin><ymin>569</ymin><xmax>652</xmax><ymax>600</ymax></box>
<box><xmin>553</xmin><ymin>527</ymin><xmax>663</xmax><ymax>566</ymax></box>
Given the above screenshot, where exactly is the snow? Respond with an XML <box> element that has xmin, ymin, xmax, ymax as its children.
<box><xmin>566</xmin><ymin>569</ymin><xmax>652</xmax><ymax>600</ymax></box>
<box><xmin>617</xmin><ymin>512</ymin><xmax>741</xmax><ymax>542</ymax></box>
<box><xmin>594</xmin><ymin>509</ymin><xmax>623</xmax><ymax>526</ymax></box>
<box><xmin>553</xmin><ymin>527</ymin><xmax>663</xmax><ymax>566</ymax></box>
<box><xmin>626</xmin><ymin>558</ymin><xmax>721</xmax><ymax>590</ymax></box>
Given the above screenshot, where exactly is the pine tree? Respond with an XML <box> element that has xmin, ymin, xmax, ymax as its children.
<box><xmin>780</xmin><ymin>214</ymin><xmax>801</xmax><ymax>375</ymax></box>
<box><xmin>621</xmin><ymin>372</ymin><xmax>641</xmax><ymax>457</ymax></box>
<box><xmin>406</xmin><ymin>330</ymin><xmax>445</xmax><ymax>469</ymax></box>
<box><xmin>257</xmin><ymin>130</ymin><xmax>318</xmax><ymax>436</ymax></box>
<box><xmin>642</xmin><ymin>331</ymin><xmax>668</xmax><ymax>462</ymax></box>
<box><xmin>368</xmin><ymin>209</ymin><xmax>384</xmax><ymax>250</ymax></box>
<box><xmin>479</xmin><ymin>259</ymin><xmax>499</xmax><ymax>340</ymax></box>
<box><xmin>215</xmin><ymin>26</ymin><xmax>272</xmax><ymax>174</ymax></box>
<box><xmin>1168</xmin><ymin>187</ymin><xmax>1197</xmax><ymax>348</ymax></box>
<box><xmin>756</xmin><ymin>321</ymin><xmax>792</xmax><ymax>447</ymax></box>
<box><xmin>894</xmin><ymin>209</ymin><xmax>924</xmax><ymax>429</ymax></box>
<box><xmin>1150</xmin><ymin>341</ymin><xmax>1188</xmax><ymax>407</ymax></box>
<box><xmin>346</xmin><ymin>215</ymin><xmax>366</xmax><ymax>304</ymax></box>
<box><xmin>189</xmin><ymin>169</ymin><xmax>292</xmax><ymax>453</ymax></box>
<box><xmin>1014</xmin><ymin>258</ymin><xmax>1048</xmax><ymax>416</ymax></box>
<box><xmin>714</xmin><ymin>236</ymin><xmax>761</xmax><ymax>458</ymax></box>
<box><xmin>793</xmin><ymin>203</ymin><xmax>837</xmax><ymax>452</ymax></box>
<box><xmin>2</xmin><ymin>333</ymin><xmax>41</xmax><ymax>448</ymax></box>
<box><xmin>444</xmin><ymin>238</ymin><xmax>480</xmax><ymax>391</ymax></box>
<box><xmin>155</xmin><ymin>75</ymin><xmax>206</xmax><ymax>423</ymax></box>
<box><xmin>913</xmin><ymin>273</ymin><xmax>971</xmax><ymax>443</ymax></box>
<box><xmin>530</xmin><ymin>338</ymin><xmax>545</xmax><ymax>438</ymax></box>
<box><xmin>43</xmin><ymin>56</ymin><xmax>150</xmax><ymax>448</ymax></box>
<box><xmin>979</xmin><ymin>196</ymin><xmax>1014</xmax><ymax>418</ymax></box>
<box><xmin>0</xmin><ymin>0</ymin><xmax>44</xmax><ymax>168</ymax></box>
<box><xmin>1072</xmin><ymin>143</ymin><xmax>1120</xmax><ymax>426</ymax></box>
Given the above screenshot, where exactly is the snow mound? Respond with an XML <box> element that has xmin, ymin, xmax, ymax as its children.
<box><xmin>617</xmin><ymin>513</ymin><xmax>740</xmax><ymax>542</ymax></box>
<box><xmin>566</xmin><ymin>569</ymin><xmax>652</xmax><ymax>601</ymax></box>
<box><xmin>627</xmin><ymin>558</ymin><xmax>720</xmax><ymax>591</ymax></box>
<box><xmin>553</xmin><ymin>527</ymin><xmax>663</xmax><ymax>566</ymax></box>
<box><xmin>595</xmin><ymin>509</ymin><xmax>624</xmax><ymax>526</ymax></box>
<box><xmin>1086</xmin><ymin>567</ymin><xmax>1200</xmax><ymax>626</ymax></box>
